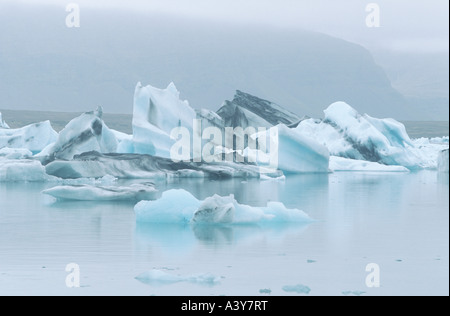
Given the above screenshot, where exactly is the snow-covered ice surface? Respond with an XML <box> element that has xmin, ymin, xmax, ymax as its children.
<box><xmin>43</xmin><ymin>183</ymin><xmax>158</xmax><ymax>201</ymax></box>
<box><xmin>135</xmin><ymin>189</ymin><xmax>313</xmax><ymax>225</ymax></box>
<box><xmin>0</xmin><ymin>172</ymin><xmax>448</xmax><ymax>296</ymax></box>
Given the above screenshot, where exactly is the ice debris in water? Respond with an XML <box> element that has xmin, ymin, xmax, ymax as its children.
<box><xmin>342</xmin><ymin>290</ymin><xmax>366</xmax><ymax>296</ymax></box>
<box><xmin>259</xmin><ymin>288</ymin><xmax>272</xmax><ymax>295</ymax></box>
<box><xmin>282</xmin><ymin>284</ymin><xmax>311</xmax><ymax>294</ymax></box>
<box><xmin>135</xmin><ymin>269</ymin><xmax>221</xmax><ymax>286</ymax></box>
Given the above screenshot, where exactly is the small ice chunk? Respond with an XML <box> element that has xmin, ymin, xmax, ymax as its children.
<box><xmin>259</xmin><ymin>288</ymin><xmax>272</xmax><ymax>295</ymax></box>
<box><xmin>342</xmin><ymin>290</ymin><xmax>366</xmax><ymax>296</ymax></box>
<box><xmin>282</xmin><ymin>284</ymin><xmax>311</xmax><ymax>294</ymax></box>
<box><xmin>135</xmin><ymin>269</ymin><xmax>221</xmax><ymax>286</ymax></box>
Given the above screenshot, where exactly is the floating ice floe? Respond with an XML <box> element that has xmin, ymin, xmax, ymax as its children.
<box><xmin>0</xmin><ymin>112</ymin><xmax>9</xmax><ymax>129</ymax></box>
<box><xmin>45</xmin><ymin>151</ymin><xmax>282</xmax><ymax>180</ymax></box>
<box><xmin>42</xmin><ymin>182</ymin><xmax>158</xmax><ymax>201</ymax></box>
<box><xmin>135</xmin><ymin>269</ymin><xmax>221</xmax><ymax>286</ymax></box>
<box><xmin>135</xmin><ymin>189</ymin><xmax>313</xmax><ymax>225</ymax></box>
<box><xmin>0</xmin><ymin>121</ymin><xmax>58</xmax><ymax>155</ymax></box>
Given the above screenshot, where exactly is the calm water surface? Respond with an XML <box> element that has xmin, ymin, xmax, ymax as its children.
<box><xmin>0</xmin><ymin>171</ymin><xmax>448</xmax><ymax>296</ymax></box>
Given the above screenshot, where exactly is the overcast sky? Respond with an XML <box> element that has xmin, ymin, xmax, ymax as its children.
<box><xmin>0</xmin><ymin>0</ymin><xmax>447</xmax><ymax>118</ymax></box>
<box><xmin>5</xmin><ymin>0</ymin><xmax>449</xmax><ymax>53</ymax></box>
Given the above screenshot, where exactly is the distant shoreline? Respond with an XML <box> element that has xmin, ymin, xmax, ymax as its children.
<box><xmin>1</xmin><ymin>109</ymin><xmax>448</xmax><ymax>139</ymax></box>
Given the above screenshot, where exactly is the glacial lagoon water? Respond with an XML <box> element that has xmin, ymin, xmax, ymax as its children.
<box><xmin>0</xmin><ymin>171</ymin><xmax>448</xmax><ymax>296</ymax></box>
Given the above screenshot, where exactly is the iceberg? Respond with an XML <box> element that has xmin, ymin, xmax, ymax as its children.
<box><xmin>217</xmin><ymin>90</ymin><xmax>301</xmax><ymax>128</ymax></box>
<box><xmin>0</xmin><ymin>112</ymin><xmax>9</xmax><ymax>129</ymax></box>
<box><xmin>42</xmin><ymin>183</ymin><xmax>158</xmax><ymax>201</ymax></box>
<box><xmin>37</xmin><ymin>107</ymin><xmax>118</xmax><ymax>163</ymax></box>
<box><xmin>296</xmin><ymin>102</ymin><xmax>436</xmax><ymax>170</ymax></box>
<box><xmin>195</xmin><ymin>108</ymin><xmax>224</xmax><ymax>130</ymax></box>
<box><xmin>135</xmin><ymin>189</ymin><xmax>313</xmax><ymax>225</ymax></box>
<box><xmin>45</xmin><ymin>151</ymin><xmax>282</xmax><ymax>180</ymax></box>
<box><xmin>1</xmin><ymin>84</ymin><xmax>446</xmax><ymax>182</ymax></box>
<box><xmin>111</xmin><ymin>129</ymin><xmax>133</xmax><ymax>153</ymax></box>
<box><xmin>0</xmin><ymin>121</ymin><xmax>58</xmax><ymax>155</ymax></box>
<box><xmin>438</xmin><ymin>149</ymin><xmax>449</xmax><ymax>173</ymax></box>
<box><xmin>330</xmin><ymin>156</ymin><xmax>409</xmax><ymax>172</ymax></box>
<box><xmin>275</xmin><ymin>124</ymin><xmax>330</xmax><ymax>174</ymax></box>
<box><xmin>251</xmin><ymin>124</ymin><xmax>330</xmax><ymax>174</ymax></box>
<box><xmin>129</xmin><ymin>82</ymin><xmax>196</xmax><ymax>157</ymax></box>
